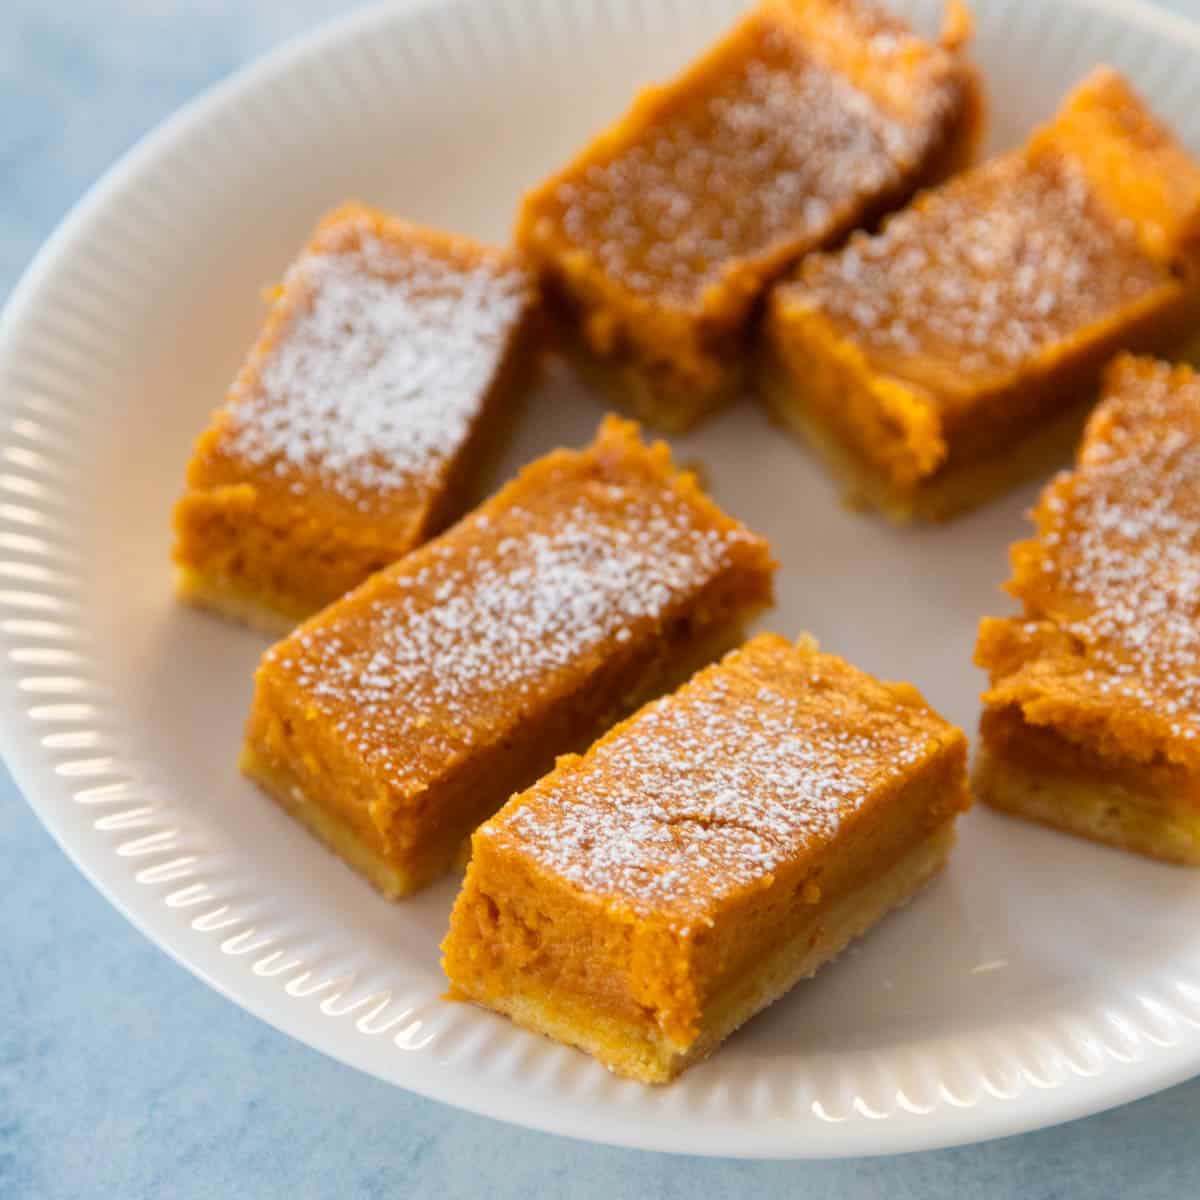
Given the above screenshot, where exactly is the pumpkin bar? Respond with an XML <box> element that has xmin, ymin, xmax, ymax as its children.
<box><xmin>241</xmin><ymin>417</ymin><xmax>775</xmax><ymax>898</ymax></box>
<box><xmin>975</xmin><ymin>355</ymin><xmax>1200</xmax><ymax>865</ymax></box>
<box><xmin>443</xmin><ymin>633</ymin><xmax>969</xmax><ymax>1083</ymax></box>
<box><xmin>516</xmin><ymin>0</ymin><xmax>982</xmax><ymax>432</ymax></box>
<box><xmin>173</xmin><ymin>202</ymin><xmax>541</xmax><ymax>632</ymax></box>
<box><xmin>762</xmin><ymin>68</ymin><xmax>1200</xmax><ymax>522</ymax></box>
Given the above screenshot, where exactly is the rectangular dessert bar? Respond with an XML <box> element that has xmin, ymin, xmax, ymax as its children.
<box><xmin>173</xmin><ymin>202</ymin><xmax>541</xmax><ymax>632</ymax></box>
<box><xmin>975</xmin><ymin>355</ymin><xmax>1200</xmax><ymax>865</ymax></box>
<box><xmin>241</xmin><ymin>416</ymin><xmax>775</xmax><ymax>898</ymax></box>
<box><xmin>516</xmin><ymin>0</ymin><xmax>982</xmax><ymax>432</ymax></box>
<box><xmin>762</xmin><ymin>68</ymin><xmax>1200</xmax><ymax>521</ymax></box>
<box><xmin>442</xmin><ymin>633</ymin><xmax>969</xmax><ymax>1083</ymax></box>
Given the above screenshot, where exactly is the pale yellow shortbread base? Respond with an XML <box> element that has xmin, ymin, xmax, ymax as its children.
<box><xmin>974</xmin><ymin>749</ymin><xmax>1200</xmax><ymax>866</ymax></box>
<box><xmin>240</xmin><ymin>741</ymin><xmax>424</xmax><ymax>898</ymax></box>
<box><xmin>176</xmin><ymin>565</ymin><xmax>304</xmax><ymax>638</ymax></box>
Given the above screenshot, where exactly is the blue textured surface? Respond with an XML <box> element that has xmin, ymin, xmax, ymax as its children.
<box><xmin>3</xmin><ymin>3</ymin><xmax>1200</xmax><ymax>1195</ymax></box>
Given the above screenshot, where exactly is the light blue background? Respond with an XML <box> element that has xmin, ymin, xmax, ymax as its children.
<box><xmin>3</xmin><ymin>3</ymin><xmax>1200</xmax><ymax>1195</ymax></box>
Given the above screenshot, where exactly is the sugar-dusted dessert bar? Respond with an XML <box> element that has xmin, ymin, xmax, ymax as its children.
<box><xmin>443</xmin><ymin>633</ymin><xmax>969</xmax><ymax>1082</ymax></box>
<box><xmin>516</xmin><ymin>0</ymin><xmax>982</xmax><ymax>431</ymax></box>
<box><xmin>173</xmin><ymin>202</ymin><xmax>541</xmax><ymax>631</ymax></box>
<box><xmin>241</xmin><ymin>417</ymin><xmax>775</xmax><ymax>898</ymax></box>
<box><xmin>762</xmin><ymin>68</ymin><xmax>1200</xmax><ymax>521</ymax></box>
<box><xmin>976</xmin><ymin>355</ymin><xmax>1200</xmax><ymax>864</ymax></box>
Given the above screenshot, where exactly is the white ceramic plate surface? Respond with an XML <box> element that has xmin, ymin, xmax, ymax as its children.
<box><xmin>5</xmin><ymin>0</ymin><xmax>1200</xmax><ymax>1160</ymax></box>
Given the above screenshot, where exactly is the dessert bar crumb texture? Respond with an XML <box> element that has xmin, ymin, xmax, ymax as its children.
<box><xmin>763</xmin><ymin>67</ymin><xmax>1200</xmax><ymax>520</ymax></box>
<box><xmin>242</xmin><ymin>416</ymin><xmax>775</xmax><ymax>898</ymax></box>
<box><xmin>517</xmin><ymin>0</ymin><xmax>982</xmax><ymax>431</ymax></box>
<box><xmin>173</xmin><ymin>202</ymin><xmax>541</xmax><ymax>626</ymax></box>
<box><xmin>443</xmin><ymin>633</ymin><xmax>969</xmax><ymax>1082</ymax></box>
<box><xmin>976</xmin><ymin>355</ymin><xmax>1200</xmax><ymax>864</ymax></box>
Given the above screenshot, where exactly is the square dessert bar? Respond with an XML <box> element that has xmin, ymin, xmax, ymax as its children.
<box><xmin>241</xmin><ymin>417</ymin><xmax>775</xmax><ymax>898</ymax></box>
<box><xmin>516</xmin><ymin>0</ymin><xmax>982</xmax><ymax>432</ymax></box>
<box><xmin>763</xmin><ymin>68</ymin><xmax>1200</xmax><ymax>521</ymax></box>
<box><xmin>173</xmin><ymin>202</ymin><xmax>541</xmax><ymax>632</ymax></box>
<box><xmin>976</xmin><ymin>355</ymin><xmax>1200</xmax><ymax>865</ymax></box>
<box><xmin>443</xmin><ymin>633</ymin><xmax>969</xmax><ymax>1083</ymax></box>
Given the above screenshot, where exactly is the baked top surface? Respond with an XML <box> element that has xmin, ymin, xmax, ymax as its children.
<box><xmin>980</xmin><ymin>356</ymin><xmax>1200</xmax><ymax>768</ymax></box>
<box><xmin>519</xmin><ymin>0</ymin><xmax>967</xmax><ymax>312</ymax></box>
<box><xmin>479</xmin><ymin>633</ymin><xmax>963</xmax><ymax>924</ymax></box>
<box><xmin>257</xmin><ymin>417</ymin><xmax>772</xmax><ymax>793</ymax></box>
<box><xmin>781</xmin><ymin>146</ymin><xmax>1173</xmax><ymax>399</ymax></box>
<box><xmin>189</xmin><ymin>203</ymin><xmax>535</xmax><ymax>516</ymax></box>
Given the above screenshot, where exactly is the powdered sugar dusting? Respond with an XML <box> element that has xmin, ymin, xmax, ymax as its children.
<box><xmin>264</xmin><ymin>446</ymin><xmax>765</xmax><ymax>789</ymax></box>
<box><xmin>795</xmin><ymin>152</ymin><xmax>1169</xmax><ymax>379</ymax></box>
<box><xmin>224</xmin><ymin>218</ymin><xmax>531</xmax><ymax>508</ymax></box>
<box><xmin>489</xmin><ymin>638</ymin><xmax>952</xmax><ymax>921</ymax></box>
<box><xmin>1014</xmin><ymin>359</ymin><xmax>1200</xmax><ymax>736</ymax></box>
<box><xmin>543</xmin><ymin>21</ymin><xmax>959</xmax><ymax>305</ymax></box>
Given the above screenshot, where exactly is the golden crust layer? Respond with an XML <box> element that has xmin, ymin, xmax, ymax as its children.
<box><xmin>174</xmin><ymin>565</ymin><xmax>302</xmax><ymax>638</ymax></box>
<box><xmin>442</xmin><ymin>633</ymin><xmax>969</xmax><ymax>1081</ymax></box>
<box><xmin>974</xmin><ymin>751</ymin><xmax>1200</xmax><ymax>867</ymax></box>
<box><xmin>174</xmin><ymin>202</ymin><xmax>541</xmax><ymax>626</ymax></box>
<box><xmin>242</xmin><ymin>417</ymin><xmax>776</xmax><ymax>898</ymax></box>
<box><xmin>240</xmin><ymin>742</ymin><xmax>421</xmax><ymax>898</ymax></box>
<box><xmin>763</xmin><ymin>68</ymin><xmax>1200</xmax><ymax>520</ymax></box>
<box><xmin>518</xmin><ymin>0</ymin><xmax>982</xmax><ymax>431</ymax></box>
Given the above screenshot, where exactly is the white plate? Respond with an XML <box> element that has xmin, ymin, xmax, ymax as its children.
<box><xmin>5</xmin><ymin>0</ymin><xmax>1200</xmax><ymax>1160</ymax></box>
